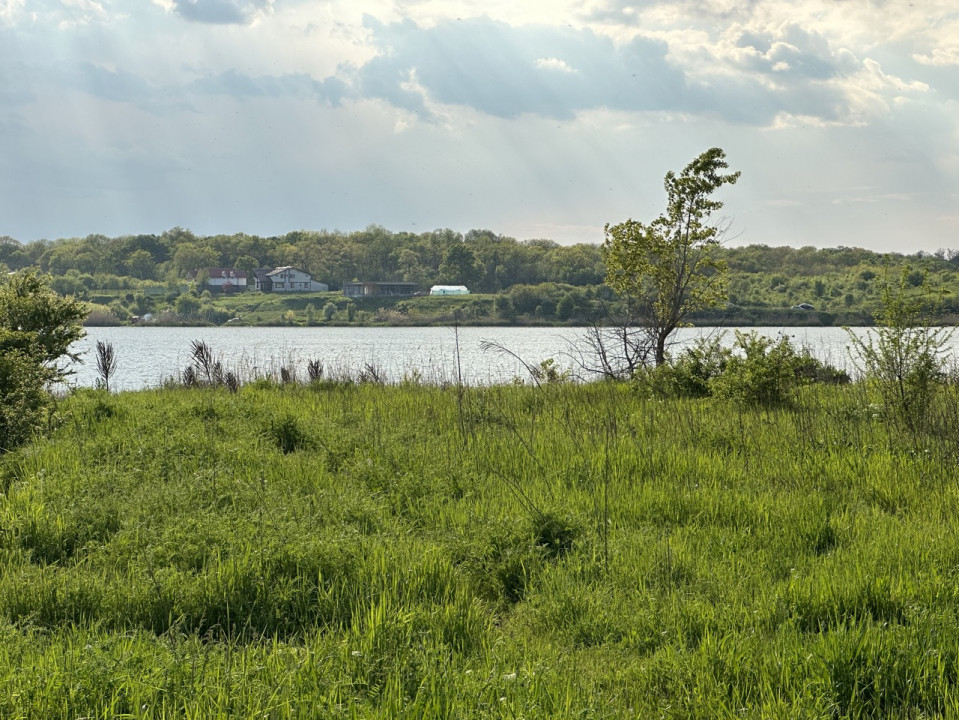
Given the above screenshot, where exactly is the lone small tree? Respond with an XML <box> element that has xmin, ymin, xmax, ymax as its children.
<box><xmin>603</xmin><ymin>148</ymin><xmax>739</xmax><ymax>367</ymax></box>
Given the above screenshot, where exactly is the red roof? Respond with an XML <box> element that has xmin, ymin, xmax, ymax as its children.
<box><xmin>206</xmin><ymin>268</ymin><xmax>248</xmax><ymax>280</ymax></box>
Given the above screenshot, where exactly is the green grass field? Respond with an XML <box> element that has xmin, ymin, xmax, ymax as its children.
<box><xmin>3</xmin><ymin>378</ymin><xmax>959</xmax><ymax>717</ymax></box>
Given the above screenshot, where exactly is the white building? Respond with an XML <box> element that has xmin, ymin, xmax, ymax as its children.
<box><xmin>429</xmin><ymin>285</ymin><xmax>470</xmax><ymax>296</ymax></box>
<box><xmin>255</xmin><ymin>266</ymin><xmax>328</xmax><ymax>293</ymax></box>
<box><xmin>201</xmin><ymin>268</ymin><xmax>248</xmax><ymax>292</ymax></box>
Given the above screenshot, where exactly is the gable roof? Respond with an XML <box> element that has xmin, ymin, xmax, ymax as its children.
<box><xmin>187</xmin><ymin>268</ymin><xmax>247</xmax><ymax>280</ymax></box>
<box><xmin>266</xmin><ymin>266</ymin><xmax>311</xmax><ymax>278</ymax></box>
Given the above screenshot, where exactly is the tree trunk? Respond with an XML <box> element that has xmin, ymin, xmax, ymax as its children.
<box><xmin>655</xmin><ymin>334</ymin><xmax>667</xmax><ymax>366</ymax></box>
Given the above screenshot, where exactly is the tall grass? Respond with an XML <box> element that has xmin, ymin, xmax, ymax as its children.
<box><xmin>2</xmin><ymin>377</ymin><xmax>959</xmax><ymax>716</ymax></box>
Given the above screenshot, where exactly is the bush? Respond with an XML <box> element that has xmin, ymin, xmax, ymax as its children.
<box><xmin>635</xmin><ymin>334</ymin><xmax>729</xmax><ymax>398</ymax></box>
<box><xmin>847</xmin><ymin>267</ymin><xmax>951</xmax><ymax>430</ymax></box>
<box><xmin>712</xmin><ymin>332</ymin><xmax>801</xmax><ymax>407</ymax></box>
<box><xmin>794</xmin><ymin>348</ymin><xmax>850</xmax><ymax>385</ymax></box>
<box><xmin>0</xmin><ymin>345</ymin><xmax>50</xmax><ymax>451</ymax></box>
<box><xmin>199</xmin><ymin>305</ymin><xmax>232</xmax><ymax>325</ymax></box>
<box><xmin>0</xmin><ymin>272</ymin><xmax>87</xmax><ymax>451</ymax></box>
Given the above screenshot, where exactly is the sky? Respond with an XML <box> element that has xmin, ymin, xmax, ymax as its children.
<box><xmin>1</xmin><ymin>0</ymin><xmax>957</xmax><ymax>253</ymax></box>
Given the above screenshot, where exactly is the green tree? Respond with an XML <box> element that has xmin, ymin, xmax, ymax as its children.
<box><xmin>438</xmin><ymin>244</ymin><xmax>486</xmax><ymax>289</ymax></box>
<box><xmin>603</xmin><ymin>148</ymin><xmax>740</xmax><ymax>366</ymax></box>
<box><xmin>0</xmin><ymin>271</ymin><xmax>87</xmax><ymax>451</ymax></box>
<box><xmin>0</xmin><ymin>271</ymin><xmax>87</xmax><ymax>372</ymax></box>
<box><xmin>171</xmin><ymin>243</ymin><xmax>219</xmax><ymax>279</ymax></box>
<box><xmin>126</xmin><ymin>249</ymin><xmax>157</xmax><ymax>280</ymax></box>
<box><xmin>175</xmin><ymin>293</ymin><xmax>201</xmax><ymax>317</ymax></box>
<box><xmin>235</xmin><ymin>255</ymin><xmax>259</xmax><ymax>280</ymax></box>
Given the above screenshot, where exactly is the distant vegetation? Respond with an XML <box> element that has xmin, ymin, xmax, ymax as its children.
<box><xmin>2</xmin><ymin>229</ymin><xmax>959</xmax><ymax>326</ymax></box>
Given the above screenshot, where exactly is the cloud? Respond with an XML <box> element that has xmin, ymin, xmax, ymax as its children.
<box><xmin>0</xmin><ymin>0</ymin><xmax>25</xmax><ymax>25</ymax></box>
<box><xmin>350</xmin><ymin>16</ymin><xmax>687</xmax><ymax>120</ymax></box>
<box><xmin>731</xmin><ymin>23</ymin><xmax>852</xmax><ymax>80</ymax></box>
<box><xmin>192</xmin><ymin>68</ymin><xmax>348</xmax><ymax>105</ymax></box>
<box><xmin>535</xmin><ymin>57</ymin><xmax>577</xmax><ymax>73</ymax></box>
<box><xmin>913</xmin><ymin>47</ymin><xmax>959</xmax><ymax>67</ymax></box>
<box><xmin>167</xmin><ymin>0</ymin><xmax>272</xmax><ymax>25</ymax></box>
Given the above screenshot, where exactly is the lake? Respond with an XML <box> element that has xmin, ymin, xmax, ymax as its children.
<box><xmin>60</xmin><ymin>325</ymin><xmax>898</xmax><ymax>391</ymax></box>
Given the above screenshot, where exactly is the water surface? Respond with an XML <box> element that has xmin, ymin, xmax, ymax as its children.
<box><xmin>65</xmin><ymin>325</ymin><xmax>914</xmax><ymax>390</ymax></box>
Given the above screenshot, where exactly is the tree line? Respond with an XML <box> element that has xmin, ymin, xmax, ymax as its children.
<box><xmin>0</xmin><ymin>228</ymin><xmax>604</xmax><ymax>293</ymax></box>
<box><xmin>2</xmin><ymin>227</ymin><xmax>956</xmax><ymax>303</ymax></box>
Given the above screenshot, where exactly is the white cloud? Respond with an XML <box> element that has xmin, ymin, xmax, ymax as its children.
<box><xmin>535</xmin><ymin>57</ymin><xmax>576</xmax><ymax>73</ymax></box>
<box><xmin>0</xmin><ymin>0</ymin><xmax>25</xmax><ymax>25</ymax></box>
<box><xmin>913</xmin><ymin>47</ymin><xmax>959</xmax><ymax>67</ymax></box>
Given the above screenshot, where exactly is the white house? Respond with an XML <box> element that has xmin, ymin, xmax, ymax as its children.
<box><xmin>255</xmin><ymin>266</ymin><xmax>328</xmax><ymax>293</ymax></box>
<box><xmin>200</xmin><ymin>268</ymin><xmax>248</xmax><ymax>292</ymax></box>
<box><xmin>430</xmin><ymin>285</ymin><xmax>470</xmax><ymax>295</ymax></box>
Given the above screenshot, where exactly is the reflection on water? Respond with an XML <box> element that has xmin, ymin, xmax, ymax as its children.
<box><xmin>64</xmin><ymin>325</ymin><xmax>915</xmax><ymax>391</ymax></box>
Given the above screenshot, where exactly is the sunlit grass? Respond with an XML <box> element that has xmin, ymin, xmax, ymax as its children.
<box><xmin>2</xmin><ymin>379</ymin><xmax>959</xmax><ymax>717</ymax></box>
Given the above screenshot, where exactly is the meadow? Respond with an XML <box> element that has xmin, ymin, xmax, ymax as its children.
<box><xmin>3</xmin><ymin>373</ymin><xmax>959</xmax><ymax>718</ymax></box>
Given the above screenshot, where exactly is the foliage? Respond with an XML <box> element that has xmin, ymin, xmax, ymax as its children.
<box><xmin>0</xmin><ymin>272</ymin><xmax>86</xmax><ymax>451</ymax></box>
<box><xmin>438</xmin><ymin>243</ymin><xmax>486</xmax><ymax>288</ymax></box>
<box><xmin>529</xmin><ymin>358</ymin><xmax>571</xmax><ymax>384</ymax></box>
<box><xmin>712</xmin><ymin>331</ymin><xmax>804</xmax><ymax>407</ymax></box>
<box><xmin>603</xmin><ymin>148</ymin><xmax>740</xmax><ymax>365</ymax></box>
<box><xmin>0</xmin><ymin>270</ymin><xmax>87</xmax><ymax>372</ymax></box>
<box><xmin>635</xmin><ymin>332</ymin><xmax>848</xmax><ymax>403</ymax></box>
<box><xmin>0</xmin><ymin>344</ymin><xmax>51</xmax><ymax>451</ymax></box>
<box><xmin>9</xmin><ymin>224</ymin><xmax>959</xmax><ymax>328</ymax></box>
<box><xmin>174</xmin><ymin>293</ymin><xmax>201</xmax><ymax>318</ymax></box>
<box><xmin>847</xmin><ymin>267</ymin><xmax>952</xmax><ymax>430</ymax></box>
<box><xmin>636</xmin><ymin>333</ymin><xmax>730</xmax><ymax>398</ymax></box>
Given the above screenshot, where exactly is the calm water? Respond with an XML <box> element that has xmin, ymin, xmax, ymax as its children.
<box><xmin>64</xmin><ymin>325</ymin><xmax>900</xmax><ymax>391</ymax></box>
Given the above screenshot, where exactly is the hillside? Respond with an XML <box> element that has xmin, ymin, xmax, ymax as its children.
<box><xmin>3</xmin><ymin>230</ymin><xmax>958</xmax><ymax>326</ymax></box>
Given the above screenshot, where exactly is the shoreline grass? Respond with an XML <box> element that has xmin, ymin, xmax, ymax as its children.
<box><xmin>2</xmin><ymin>379</ymin><xmax>959</xmax><ymax>717</ymax></box>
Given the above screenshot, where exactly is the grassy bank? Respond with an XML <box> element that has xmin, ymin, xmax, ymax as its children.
<box><xmin>3</xmin><ymin>379</ymin><xmax>959</xmax><ymax>717</ymax></box>
<box><xmin>84</xmin><ymin>288</ymin><xmax>914</xmax><ymax>329</ymax></box>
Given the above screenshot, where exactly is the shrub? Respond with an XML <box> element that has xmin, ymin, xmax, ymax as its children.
<box><xmin>635</xmin><ymin>334</ymin><xmax>730</xmax><ymax>398</ymax></box>
<box><xmin>794</xmin><ymin>348</ymin><xmax>850</xmax><ymax>385</ymax></box>
<box><xmin>0</xmin><ymin>345</ymin><xmax>50</xmax><ymax>451</ymax></box>
<box><xmin>0</xmin><ymin>272</ymin><xmax>86</xmax><ymax>450</ymax></box>
<box><xmin>199</xmin><ymin>305</ymin><xmax>232</xmax><ymax>325</ymax></box>
<box><xmin>847</xmin><ymin>267</ymin><xmax>951</xmax><ymax>431</ymax></box>
<box><xmin>712</xmin><ymin>331</ymin><xmax>801</xmax><ymax>407</ymax></box>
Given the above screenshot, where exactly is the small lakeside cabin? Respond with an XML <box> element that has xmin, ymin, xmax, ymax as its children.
<box><xmin>429</xmin><ymin>285</ymin><xmax>470</xmax><ymax>296</ymax></box>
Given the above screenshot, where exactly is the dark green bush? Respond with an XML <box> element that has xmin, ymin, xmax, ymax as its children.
<box><xmin>635</xmin><ymin>335</ymin><xmax>729</xmax><ymax>398</ymax></box>
<box><xmin>268</xmin><ymin>414</ymin><xmax>309</xmax><ymax>453</ymax></box>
